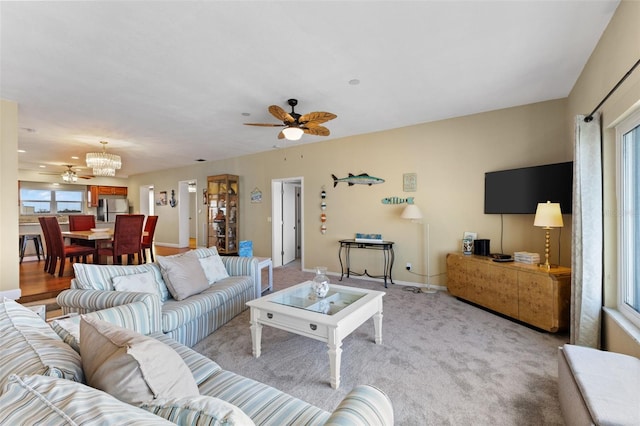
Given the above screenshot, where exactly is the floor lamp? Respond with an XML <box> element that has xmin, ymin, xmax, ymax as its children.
<box><xmin>533</xmin><ymin>201</ymin><xmax>564</xmax><ymax>270</ymax></box>
<box><xmin>401</xmin><ymin>204</ymin><xmax>437</xmax><ymax>293</ymax></box>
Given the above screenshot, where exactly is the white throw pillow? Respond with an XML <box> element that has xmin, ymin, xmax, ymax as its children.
<box><xmin>79</xmin><ymin>316</ymin><xmax>199</xmax><ymax>405</ymax></box>
<box><xmin>112</xmin><ymin>270</ymin><xmax>161</xmax><ymax>297</ymax></box>
<box><xmin>140</xmin><ymin>395</ymin><xmax>255</xmax><ymax>425</ymax></box>
<box><xmin>198</xmin><ymin>253</ymin><xmax>230</xmax><ymax>284</ymax></box>
<box><xmin>156</xmin><ymin>254</ymin><xmax>210</xmax><ymax>301</ymax></box>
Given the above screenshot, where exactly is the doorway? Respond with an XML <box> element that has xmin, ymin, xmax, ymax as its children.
<box><xmin>178</xmin><ymin>180</ymin><xmax>198</xmax><ymax>249</ymax></box>
<box><xmin>139</xmin><ymin>185</ymin><xmax>154</xmax><ymax>217</ymax></box>
<box><xmin>271</xmin><ymin>177</ymin><xmax>303</xmax><ymax>268</ymax></box>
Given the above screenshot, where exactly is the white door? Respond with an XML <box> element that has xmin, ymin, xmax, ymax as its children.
<box><xmin>271</xmin><ymin>181</ymin><xmax>283</xmax><ymax>267</ymax></box>
<box><xmin>178</xmin><ymin>180</ymin><xmax>197</xmax><ymax>248</ymax></box>
<box><xmin>271</xmin><ymin>178</ymin><xmax>303</xmax><ymax>268</ymax></box>
<box><xmin>282</xmin><ymin>182</ymin><xmax>296</xmax><ymax>265</ymax></box>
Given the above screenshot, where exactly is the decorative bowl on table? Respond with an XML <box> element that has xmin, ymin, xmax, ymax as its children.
<box><xmin>90</xmin><ymin>228</ymin><xmax>110</xmax><ymax>233</ymax></box>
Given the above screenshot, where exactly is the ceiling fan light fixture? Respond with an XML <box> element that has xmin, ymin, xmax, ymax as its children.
<box><xmin>282</xmin><ymin>127</ymin><xmax>304</xmax><ymax>141</ymax></box>
<box><xmin>86</xmin><ymin>141</ymin><xmax>122</xmax><ymax>176</ymax></box>
<box><xmin>61</xmin><ymin>168</ymin><xmax>78</xmax><ymax>183</ymax></box>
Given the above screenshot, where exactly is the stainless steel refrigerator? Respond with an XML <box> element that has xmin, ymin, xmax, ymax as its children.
<box><xmin>97</xmin><ymin>198</ymin><xmax>129</xmax><ymax>222</ymax></box>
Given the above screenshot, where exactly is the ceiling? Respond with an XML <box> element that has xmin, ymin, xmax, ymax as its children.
<box><xmin>1</xmin><ymin>1</ymin><xmax>619</xmax><ymax>178</ymax></box>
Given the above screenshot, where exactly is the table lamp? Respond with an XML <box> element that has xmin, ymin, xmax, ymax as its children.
<box><xmin>533</xmin><ymin>201</ymin><xmax>564</xmax><ymax>269</ymax></box>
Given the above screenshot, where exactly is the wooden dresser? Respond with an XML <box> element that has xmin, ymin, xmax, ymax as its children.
<box><xmin>446</xmin><ymin>253</ymin><xmax>571</xmax><ymax>332</ymax></box>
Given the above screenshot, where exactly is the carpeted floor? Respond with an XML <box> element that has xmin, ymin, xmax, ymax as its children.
<box><xmin>193</xmin><ymin>263</ymin><xmax>569</xmax><ymax>425</ymax></box>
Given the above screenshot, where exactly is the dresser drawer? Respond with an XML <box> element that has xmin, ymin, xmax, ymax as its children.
<box><xmin>257</xmin><ymin>309</ymin><xmax>328</xmax><ymax>339</ymax></box>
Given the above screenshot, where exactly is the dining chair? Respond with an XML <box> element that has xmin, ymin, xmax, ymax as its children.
<box><xmin>141</xmin><ymin>215</ymin><xmax>159</xmax><ymax>263</ymax></box>
<box><xmin>44</xmin><ymin>216</ymin><xmax>97</xmax><ymax>277</ymax></box>
<box><xmin>38</xmin><ymin>217</ymin><xmax>54</xmax><ymax>273</ymax></box>
<box><xmin>98</xmin><ymin>214</ymin><xmax>145</xmax><ymax>265</ymax></box>
<box><xmin>68</xmin><ymin>214</ymin><xmax>97</xmax><ymax>258</ymax></box>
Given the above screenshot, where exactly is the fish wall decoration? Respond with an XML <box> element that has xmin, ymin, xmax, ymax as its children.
<box><xmin>332</xmin><ymin>173</ymin><xmax>385</xmax><ymax>187</ymax></box>
<box><xmin>381</xmin><ymin>196</ymin><xmax>414</xmax><ymax>205</ymax></box>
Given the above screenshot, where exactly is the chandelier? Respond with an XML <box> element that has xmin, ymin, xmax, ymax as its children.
<box><xmin>86</xmin><ymin>141</ymin><xmax>121</xmax><ymax>176</ymax></box>
<box><xmin>61</xmin><ymin>165</ymin><xmax>78</xmax><ymax>183</ymax></box>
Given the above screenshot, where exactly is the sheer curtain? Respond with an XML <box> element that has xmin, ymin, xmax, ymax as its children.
<box><xmin>571</xmin><ymin>113</ymin><xmax>603</xmax><ymax>348</ymax></box>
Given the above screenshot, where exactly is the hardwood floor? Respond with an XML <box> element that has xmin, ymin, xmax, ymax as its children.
<box><xmin>17</xmin><ymin>245</ymin><xmax>190</xmax><ymax>304</ymax></box>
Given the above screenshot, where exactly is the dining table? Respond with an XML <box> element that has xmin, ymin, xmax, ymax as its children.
<box><xmin>61</xmin><ymin>230</ymin><xmax>115</xmax><ymax>240</ymax></box>
<box><xmin>61</xmin><ymin>229</ymin><xmax>148</xmax><ymax>240</ymax></box>
<box><xmin>61</xmin><ymin>229</ymin><xmax>148</xmax><ymax>264</ymax></box>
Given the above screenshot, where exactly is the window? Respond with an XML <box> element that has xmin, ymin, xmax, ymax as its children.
<box><xmin>20</xmin><ymin>182</ymin><xmax>84</xmax><ymax>215</ymax></box>
<box><xmin>617</xmin><ymin>109</ymin><xmax>640</xmax><ymax>328</ymax></box>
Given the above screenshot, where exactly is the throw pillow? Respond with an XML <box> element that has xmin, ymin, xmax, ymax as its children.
<box><xmin>112</xmin><ymin>270</ymin><xmax>161</xmax><ymax>297</ymax></box>
<box><xmin>49</xmin><ymin>316</ymin><xmax>81</xmax><ymax>353</ymax></box>
<box><xmin>72</xmin><ymin>262</ymin><xmax>171</xmax><ymax>302</ymax></box>
<box><xmin>0</xmin><ymin>298</ymin><xmax>83</xmax><ymax>387</ymax></box>
<box><xmin>198</xmin><ymin>253</ymin><xmax>230</xmax><ymax>284</ymax></box>
<box><xmin>0</xmin><ymin>374</ymin><xmax>175</xmax><ymax>425</ymax></box>
<box><xmin>156</xmin><ymin>254</ymin><xmax>209</xmax><ymax>300</ymax></box>
<box><xmin>79</xmin><ymin>316</ymin><xmax>199</xmax><ymax>405</ymax></box>
<box><xmin>140</xmin><ymin>395</ymin><xmax>255</xmax><ymax>426</ymax></box>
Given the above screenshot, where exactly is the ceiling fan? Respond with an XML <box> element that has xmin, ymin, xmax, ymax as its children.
<box><xmin>244</xmin><ymin>99</ymin><xmax>337</xmax><ymax>140</ymax></box>
<box><xmin>39</xmin><ymin>165</ymin><xmax>94</xmax><ymax>181</ymax></box>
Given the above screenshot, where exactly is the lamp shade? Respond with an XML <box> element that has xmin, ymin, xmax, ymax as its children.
<box><xmin>401</xmin><ymin>204</ymin><xmax>423</xmax><ymax>220</ymax></box>
<box><xmin>282</xmin><ymin>127</ymin><xmax>304</xmax><ymax>141</ymax></box>
<box><xmin>533</xmin><ymin>201</ymin><xmax>564</xmax><ymax>228</ymax></box>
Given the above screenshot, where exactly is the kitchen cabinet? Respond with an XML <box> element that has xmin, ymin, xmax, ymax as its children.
<box><xmin>446</xmin><ymin>253</ymin><xmax>571</xmax><ymax>332</ymax></box>
<box><xmin>97</xmin><ymin>186</ymin><xmax>127</xmax><ymax>196</ymax></box>
<box><xmin>87</xmin><ymin>186</ymin><xmax>128</xmax><ymax>207</ymax></box>
<box><xmin>207</xmin><ymin>174</ymin><xmax>239</xmax><ymax>254</ymax></box>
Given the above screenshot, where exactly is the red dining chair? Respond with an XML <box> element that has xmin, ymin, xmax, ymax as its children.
<box><xmin>141</xmin><ymin>215</ymin><xmax>158</xmax><ymax>263</ymax></box>
<box><xmin>68</xmin><ymin>214</ymin><xmax>97</xmax><ymax>258</ymax></box>
<box><xmin>38</xmin><ymin>217</ymin><xmax>54</xmax><ymax>274</ymax></box>
<box><xmin>68</xmin><ymin>214</ymin><xmax>96</xmax><ymax>232</ymax></box>
<box><xmin>43</xmin><ymin>216</ymin><xmax>96</xmax><ymax>277</ymax></box>
<box><xmin>98</xmin><ymin>214</ymin><xmax>144</xmax><ymax>265</ymax></box>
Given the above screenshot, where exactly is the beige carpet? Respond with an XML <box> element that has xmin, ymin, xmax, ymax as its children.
<box><xmin>193</xmin><ymin>263</ymin><xmax>568</xmax><ymax>425</ymax></box>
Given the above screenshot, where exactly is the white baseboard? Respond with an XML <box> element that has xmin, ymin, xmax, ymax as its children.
<box><xmin>153</xmin><ymin>242</ymin><xmax>182</xmax><ymax>248</ymax></box>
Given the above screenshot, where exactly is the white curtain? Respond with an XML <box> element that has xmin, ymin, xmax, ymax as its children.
<box><xmin>571</xmin><ymin>113</ymin><xmax>603</xmax><ymax>348</ymax></box>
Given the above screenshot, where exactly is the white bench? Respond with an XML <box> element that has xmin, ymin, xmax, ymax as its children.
<box><xmin>558</xmin><ymin>344</ymin><xmax>640</xmax><ymax>425</ymax></box>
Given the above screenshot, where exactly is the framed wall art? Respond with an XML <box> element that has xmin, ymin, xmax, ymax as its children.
<box><xmin>251</xmin><ymin>187</ymin><xmax>262</xmax><ymax>203</ymax></box>
<box><xmin>403</xmin><ymin>173</ymin><xmax>417</xmax><ymax>192</ymax></box>
<box><xmin>156</xmin><ymin>191</ymin><xmax>167</xmax><ymax>206</ymax></box>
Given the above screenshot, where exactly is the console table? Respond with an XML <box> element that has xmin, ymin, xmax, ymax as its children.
<box><xmin>338</xmin><ymin>239</ymin><xmax>395</xmax><ymax>287</ymax></box>
<box><xmin>446</xmin><ymin>252</ymin><xmax>571</xmax><ymax>332</ymax></box>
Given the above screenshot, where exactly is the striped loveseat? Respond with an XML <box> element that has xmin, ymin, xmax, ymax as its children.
<box><xmin>0</xmin><ymin>297</ymin><xmax>394</xmax><ymax>425</ymax></box>
<box><xmin>57</xmin><ymin>247</ymin><xmax>259</xmax><ymax>347</ymax></box>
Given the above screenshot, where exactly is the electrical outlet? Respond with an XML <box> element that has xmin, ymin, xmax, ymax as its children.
<box><xmin>406</xmin><ymin>262</ymin><xmax>412</xmax><ymax>271</ymax></box>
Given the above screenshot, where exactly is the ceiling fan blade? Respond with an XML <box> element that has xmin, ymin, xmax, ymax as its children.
<box><xmin>244</xmin><ymin>122</ymin><xmax>286</xmax><ymax>127</ymax></box>
<box><xmin>303</xmin><ymin>126</ymin><xmax>330</xmax><ymax>137</ymax></box>
<box><xmin>299</xmin><ymin>111</ymin><xmax>337</xmax><ymax>126</ymax></box>
<box><xmin>268</xmin><ymin>105</ymin><xmax>295</xmax><ymax>124</ymax></box>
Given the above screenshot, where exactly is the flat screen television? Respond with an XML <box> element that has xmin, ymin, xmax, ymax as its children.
<box><xmin>484</xmin><ymin>162</ymin><xmax>573</xmax><ymax>214</ymax></box>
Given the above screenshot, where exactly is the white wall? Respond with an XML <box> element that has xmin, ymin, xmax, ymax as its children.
<box><xmin>567</xmin><ymin>0</ymin><xmax>640</xmax><ymax>356</ymax></box>
<box><xmin>1</xmin><ymin>100</ymin><xmax>20</xmax><ymax>298</ymax></box>
<box><xmin>128</xmin><ymin>98</ymin><xmax>572</xmax><ymax>287</ymax></box>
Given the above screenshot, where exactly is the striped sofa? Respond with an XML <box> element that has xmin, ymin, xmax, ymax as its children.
<box><xmin>57</xmin><ymin>248</ymin><xmax>259</xmax><ymax>347</ymax></box>
<box><xmin>0</xmin><ymin>297</ymin><xmax>394</xmax><ymax>425</ymax></box>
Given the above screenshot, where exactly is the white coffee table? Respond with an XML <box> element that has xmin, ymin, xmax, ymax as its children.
<box><xmin>246</xmin><ymin>281</ymin><xmax>385</xmax><ymax>389</ymax></box>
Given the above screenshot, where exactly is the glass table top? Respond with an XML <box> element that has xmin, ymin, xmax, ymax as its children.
<box><xmin>270</xmin><ymin>282</ymin><xmax>365</xmax><ymax>315</ymax></box>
